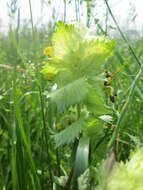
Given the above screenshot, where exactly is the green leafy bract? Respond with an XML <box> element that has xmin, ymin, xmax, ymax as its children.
<box><xmin>53</xmin><ymin>119</ymin><xmax>86</xmax><ymax>147</ymax></box>
<box><xmin>50</xmin><ymin>78</ymin><xmax>88</xmax><ymax>113</ymax></box>
<box><xmin>107</xmin><ymin>148</ymin><xmax>143</xmax><ymax>190</ymax></box>
<box><xmin>45</xmin><ymin>22</ymin><xmax>115</xmax><ymax>113</ymax></box>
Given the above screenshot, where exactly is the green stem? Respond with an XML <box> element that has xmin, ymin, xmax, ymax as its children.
<box><xmin>104</xmin><ymin>0</ymin><xmax>141</xmax><ymax>67</ymax></box>
<box><xmin>64</xmin><ymin>104</ymin><xmax>81</xmax><ymax>189</ymax></box>
<box><xmin>75</xmin><ymin>0</ymin><xmax>78</xmax><ymax>21</ymax></box>
<box><xmin>28</xmin><ymin>0</ymin><xmax>36</xmax><ymax>47</ymax></box>
<box><xmin>94</xmin><ymin>19</ymin><xmax>143</xmax><ymax>100</ymax></box>
<box><xmin>78</xmin><ymin>0</ymin><xmax>80</xmax><ymax>22</ymax></box>
<box><xmin>11</xmin><ymin>9</ymin><xmax>40</xmax><ymax>189</ymax></box>
<box><xmin>13</xmin><ymin>81</ymin><xmax>41</xmax><ymax>189</ymax></box>
<box><xmin>86</xmin><ymin>0</ymin><xmax>90</xmax><ymax>27</ymax></box>
<box><xmin>39</xmin><ymin>87</ymin><xmax>53</xmax><ymax>187</ymax></box>
<box><xmin>105</xmin><ymin>0</ymin><xmax>108</xmax><ymax>35</ymax></box>
<box><xmin>77</xmin><ymin>104</ymin><xmax>80</xmax><ymax>120</ymax></box>
<box><xmin>64</xmin><ymin>0</ymin><xmax>66</xmax><ymax>22</ymax></box>
<box><xmin>28</xmin><ymin>0</ymin><xmax>53</xmax><ymax>188</ymax></box>
<box><xmin>56</xmin><ymin>148</ymin><xmax>61</xmax><ymax>176</ymax></box>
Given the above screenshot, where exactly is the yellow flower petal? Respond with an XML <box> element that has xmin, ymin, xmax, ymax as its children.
<box><xmin>44</xmin><ymin>47</ymin><xmax>53</xmax><ymax>57</ymax></box>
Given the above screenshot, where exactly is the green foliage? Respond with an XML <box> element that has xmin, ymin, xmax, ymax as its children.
<box><xmin>86</xmin><ymin>85</ymin><xmax>108</xmax><ymax>114</ymax></box>
<box><xmin>78</xmin><ymin>167</ymin><xmax>96</xmax><ymax>190</ymax></box>
<box><xmin>44</xmin><ymin>22</ymin><xmax>115</xmax><ymax>114</ymax></box>
<box><xmin>50</xmin><ymin>78</ymin><xmax>88</xmax><ymax>113</ymax></box>
<box><xmin>50</xmin><ymin>22</ymin><xmax>115</xmax><ymax>83</ymax></box>
<box><xmin>77</xmin><ymin>148</ymin><xmax>143</xmax><ymax>190</ymax></box>
<box><xmin>53</xmin><ymin>118</ymin><xmax>86</xmax><ymax>147</ymax></box>
<box><xmin>74</xmin><ymin>137</ymin><xmax>90</xmax><ymax>178</ymax></box>
<box><xmin>84</xmin><ymin>118</ymin><xmax>104</xmax><ymax>147</ymax></box>
<box><xmin>107</xmin><ymin>148</ymin><xmax>143</xmax><ymax>190</ymax></box>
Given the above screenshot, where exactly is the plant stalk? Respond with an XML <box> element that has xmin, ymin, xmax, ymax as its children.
<box><xmin>104</xmin><ymin>0</ymin><xmax>141</xmax><ymax>67</ymax></box>
<box><xmin>28</xmin><ymin>0</ymin><xmax>53</xmax><ymax>188</ymax></box>
<box><xmin>64</xmin><ymin>104</ymin><xmax>81</xmax><ymax>189</ymax></box>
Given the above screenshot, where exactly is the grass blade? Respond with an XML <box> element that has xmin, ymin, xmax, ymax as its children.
<box><xmin>13</xmin><ymin>80</ymin><xmax>41</xmax><ymax>189</ymax></box>
<box><xmin>107</xmin><ymin>66</ymin><xmax>143</xmax><ymax>150</ymax></box>
<box><xmin>104</xmin><ymin>0</ymin><xmax>141</xmax><ymax>67</ymax></box>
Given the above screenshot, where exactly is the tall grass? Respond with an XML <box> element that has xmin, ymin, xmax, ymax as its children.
<box><xmin>28</xmin><ymin>0</ymin><xmax>53</xmax><ymax>188</ymax></box>
<box><xmin>10</xmin><ymin>9</ymin><xmax>41</xmax><ymax>189</ymax></box>
<box><xmin>104</xmin><ymin>0</ymin><xmax>143</xmax><ymax>151</ymax></box>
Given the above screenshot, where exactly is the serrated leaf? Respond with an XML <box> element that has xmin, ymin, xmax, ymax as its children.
<box><xmin>86</xmin><ymin>86</ymin><xmax>108</xmax><ymax>115</ymax></box>
<box><xmin>78</xmin><ymin>168</ymin><xmax>91</xmax><ymax>190</ymax></box>
<box><xmin>78</xmin><ymin>167</ymin><xmax>97</xmax><ymax>190</ymax></box>
<box><xmin>107</xmin><ymin>149</ymin><xmax>143</xmax><ymax>190</ymax></box>
<box><xmin>53</xmin><ymin>119</ymin><xmax>86</xmax><ymax>147</ymax></box>
<box><xmin>50</xmin><ymin>78</ymin><xmax>88</xmax><ymax>113</ymax></box>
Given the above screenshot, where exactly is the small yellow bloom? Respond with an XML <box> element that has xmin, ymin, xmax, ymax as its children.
<box><xmin>56</xmin><ymin>123</ymin><xmax>62</xmax><ymax>131</ymax></box>
<box><xmin>42</xmin><ymin>64</ymin><xmax>57</xmax><ymax>81</ymax></box>
<box><xmin>44</xmin><ymin>47</ymin><xmax>53</xmax><ymax>57</ymax></box>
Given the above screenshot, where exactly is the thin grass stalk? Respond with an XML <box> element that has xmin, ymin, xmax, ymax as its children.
<box><xmin>77</xmin><ymin>0</ymin><xmax>80</xmax><ymax>22</ymax></box>
<box><xmin>9</xmin><ymin>10</ymin><xmax>20</xmax><ymax>190</ymax></box>
<box><xmin>75</xmin><ymin>0</ymin><xmax>78</xmax><ymax>21</ymax></box>
<box><xmin>10</xmin><ymin>6</ymin><xmax>41</xmax><ymax>188</ymax></box>
<box><xmin>47</xmin><ymin>100</ymin><xmax>61</xmax><ymax>179</ymax></box>
<box><xmin>115</xmin><ymin>52</ymin><xmax>143</xmax><ymax>99</ymax></box>
<box><xmin>40</xmin><ymin>124</ymin><xmax>45</xmax><ymax>190</ymax></box>
<box><xmin>107</xmin><ymin>66</ymin><xmax>143</xmax><ymax>150</ymax></box>
<box><xmin>63</xmin><ymin>0</ymin><xmax>66</xmax><ymax>22</ymax></box>
<box><xmin>105</xmin><ymin>0</ymin><xmax>108</xmax><ymax>35</ymax></box>
<box><xmin>86</xmin><ymin>0</ymin><xmax>90</xmax><ymax>27</ymax></box>
<box><xmin>11</xmin><ymin>123</ymin><xmax>18</xmax><ymax>190</ymax></box>
<box><xmin>94</xmin><ymin>19</ymin><xmax>143</xmax><ymax>100</ymax></box>
<box><xmin>16</xmin><ymin>128</ymin><xmax>26</xmax><ymax>190</ymax></box>
<box><xmin>10</xmin><ymin>69</ymin><xmax>17</xmax><ymax>190</ymax></box>
<box><xmin>29</xmin><ymin>172</ymin><xmax>36</xmax><ymax>190</ymax></box>
<box><xmin>104</xmin><ymin>0</ymin><xmax>143</xmax><ymax>149</ymax></box>
<box><xmin>9</xmin><ymin>8</ymin><xmax>19</xmax><ymax>189</ymax></box>
<box><xmin>28</xmin><ymin>0</ymin><xmax>53</xmax><ymax>188</ymax></box>
<box><xmin>28</xmin><ymin>0</ymin><xmax>40</xmax><ymax>82</ymax></box>
<box><xmin>13</xmin><ymin>80</ymin><xmax>41</xmax><ymax>189</ymax></box>
<box><xmin>104</xmin><ymin>0</ymin><xmax>141</xmax><ymax>67</ymax></box>
<box><xmin>56</xmin><ymin>149</ymin><xmax>61</xmax><ymax>176</ymax></box>
<box><xmin>39</xmin><ymin>87</ymin><xmax>53</xmax><ymax>187</ymax></box>
<box><xmin>64</xmin><ymin>104</ymin><xmax>81</xmax><ymax>189</ymax></box>
<box><xmin>15</xmin><ymin>9</ymin><xmax>26</xmax><ymax>189</ymax></box>
<box><xmin>8</xmin><ymin>59</ymin><xmax>14</xmax><ymax>190</ymax></box>
<box><xmin>94</xmin><ymin>18</ymin><xmax>143</xmax><ymax>151</ymax></box>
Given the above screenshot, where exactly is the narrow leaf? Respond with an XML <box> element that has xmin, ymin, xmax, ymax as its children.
<box><xmin>74</xmin><ymin>137</ymin><xmax>89</xmax><ymax>177</ymax></box>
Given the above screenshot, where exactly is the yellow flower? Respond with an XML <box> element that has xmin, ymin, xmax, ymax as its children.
<box><xmin>44</xmin><ymin>47</ymin><xmax>53</xmax><ymax>57</ymax></box>
<box><xmin>42</xmin><ymin>64</ymin><xmax>57</xmax><ymax>81</ymax></box>
<box><xmin>56</xmin><ymin>123</ymin><xmax>62</xmax><ymax>131</ymax></box>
